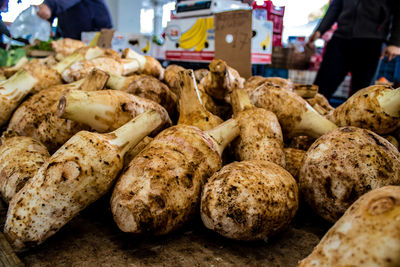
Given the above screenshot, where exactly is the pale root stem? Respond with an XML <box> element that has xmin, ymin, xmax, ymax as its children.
<box><xmin>231</xmin><ymin>87</ymin><xmax>254</xmax><ymax>115</ymax></box>
<box><xmin>378</xmin><ymin>88</ymin><xmax>400</xmax><ymax>117</ymax></box>
<box><xmin>206</xmin><ymin>118</ymin><xmax>240</xmax><ymax>156</ymax></box>
<box><xmin>294</xmin><ymin>103</ymin><xmax>338</xmax><ymax>138</ymax></box>
<box><xmin>57</xmin><ymin>90</ymin><xmax>118</xmax><ymax>132</ymax></box>
<box><xmin>107</xmin><ymin>110</ymin><xmax>162</xmax><ymax>155</ymax></box>
<box><xmin>121</xmin><ymin>48</ymin><xmax>146</xmax><ymax>72</ymax></box>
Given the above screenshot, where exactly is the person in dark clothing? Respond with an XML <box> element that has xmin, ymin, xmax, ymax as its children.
<box><xmin>0</xmin><ymin>0</ymin><xmax>9</xmax><ymax>48</ymax></box>
<box><xmin>307</xmin><ymin>0</ymin><xmax>400</xmax><ymax>99</ymax></box>
<box><xmin>37</xmin><ymin>0</ymin><xmax>113</xmax><ymax>40</ymax></box>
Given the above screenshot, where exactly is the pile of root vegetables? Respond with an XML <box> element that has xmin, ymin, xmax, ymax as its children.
<box><xmin>0</xmin><ymin>38</ymin><xmax>399</xmax><ymax>266</ymax></box>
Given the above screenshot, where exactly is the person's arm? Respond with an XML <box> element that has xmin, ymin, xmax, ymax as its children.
<box><xmin>38</xmin><ymin>0</ymin><xmax>82</xmax><ymax>18</ymax></box>
<box><xmin>381</xmin><ymin>1</ymin><xmax>400</xmax><ymax>61</ymax></box>
<box><xmin>307</xmin><ymin>0</ymin><xmax>343</xmax><ymax>47</ymax></box>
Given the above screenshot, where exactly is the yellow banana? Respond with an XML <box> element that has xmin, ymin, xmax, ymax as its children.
<box><xmin>206</xmin><ymin>17</ymin><xmax>214</xmax><ymax>30</ymax></box>
<box><xmin>141</xmin><ymin>41</ymin><xmax>150</xmax><ymax>54</ymax></box>
<box><xmin>179</xmin><ymin>19</ymin><xmax>206</xmax><ymax>50</ymax></box>
<box><xmin>260</xmin><ymin>33</ymin><xmax>271</xmax><ymax>50</ymax></box>
<box><xmin>89</xmin><ymin>32</ymin><xmax>101</xmax><ymax>46</ymax></box>
<box><xmin>179</xmin><ymin>19</ymin><xmax>203</xmax><ymax>43</ymax></box>
<box><xmin>195</xmin><ymin>25</ymin><xmax>208</xmax><ymax>51</ymax></box>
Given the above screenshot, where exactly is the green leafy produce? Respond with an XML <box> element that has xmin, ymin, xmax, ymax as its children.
<box><xmin>0</xmin><ymin>48</ymin><xmax>26</xmax><ymax>67</ymax></box>
<box><xmin>29</xmin><ymin>40</ymin><xmax>53</xmax><ymax>51</ymax></box>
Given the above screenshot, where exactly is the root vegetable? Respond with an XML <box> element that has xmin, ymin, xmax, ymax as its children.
<box><xmin>51</xmin><ymin>38</ymin><xmax>87</xmax><ymax>57</ymax></box>
<box><xmin>7</xmin><ymin>69</ymin><xmax>109</xmax><ymax>153</ymax></box>
<box><xmin>111</xmin><ymin>119</ymin><xmax>239</xmax><ymax>234</ymax></box>
<box><xmin>293</xmin><ymin>84</ymin><xmax>318</xmax><ymax>99</ymax></box>
<box><xmin>0</xmin><ymin>136</ymin><xmax>49</xmax><ymax>203</ymax></box>
<box><xmin>52</xmin><ymin>46</ymin><xmax>105</xmax><ymax>74</ymax></box>
<box><xmin>231</xmin><ymin>87</ymin><xmax>285</xmax><ymax>167</ymax></box>
<box><xmin>298</xmin><ymin>186</ymin><xmax>400</xmax><ymax>267</ymax></box>
<box><xmin>164</xmin><ymin>64</ymin><xmax>185</xmax><ymax>96</ymax></box>
<box><xmin>122</xmin><ymin>48</ymin><xmax>164</xmax><ymax>80</ymax></box>
<box><xmin>299</xmin><ymin>126</ymin><xmax>400</xmax><ymax>223</ymax></box>
<box><xmin>4</xmin><ymin>110</ymin><xmax>163</xmax><ymax>251</ymax></box>
<box><xmin>201</xmin><ymin>59</ymin><xmax>244</xmax><ymax>101</ymax></box>
<box><xmin>287</xmin><ymin>135</ymin><xmax>316</xmax><ymax>150</ymax></box>
<box><xmin>283</xmin><ymin>148</ymin><xmax>306</xmax><ymax>181</ymax></box>
<box><xmin>58</xmin><ymin>89</ymin><xmax>171</xmax><ymax>134</ymax></box>
<box><xmin>248</xmin><ymin>83</ymin><xmax>337</xmax><ymax>138</ymax></box>
<box><xmin>330</xmin><ymin>85</ymin><xmax>400</xmax><ymax>134</ymax></box>
<box><xmin>107</xmin><ymin>72</ymin><xmax>177</xmax><ymax>116</ymax></box>
<box><xmin>306</xmin><ymin>93</ymin><xmax>334</xmax><ymax>117</ymax></box>
<box><xmin>0</xmin><ymin>70</ymin><xmax>39</xmax><ymax>128</ymax></box>
<box><xmin>177</xmin><ymin>70</ymin><xmax>223</xmax><ymax>131</ymax></box>
<box><xmin>194</xmin><ymin>69</ymin><xmax>209</xmax><ymax>83</ymax></box>
<box><xmin>201</xmin><ymin>160</ymin><xmax>298</xmax><ymax>241</ymax></box>
<box><xmin>384</xmin><ymin>135</ymin><xmax>399</xmax><ymax>150</ymax></box>
<box><xmin>61</xmin><ymin>57</ymin><xmax>138</xmax><ymax>83</ymax></box>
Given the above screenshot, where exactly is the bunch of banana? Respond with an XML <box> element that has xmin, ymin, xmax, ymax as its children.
<box><xmin>179</xmin><ymin>18</ymin><xmax>213</xmax><ymax>51</ymax></box>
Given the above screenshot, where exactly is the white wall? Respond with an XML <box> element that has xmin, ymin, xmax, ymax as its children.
<box><xmin>105</xmin><ymin>0</ymin><xmax>143</xmax><ymax>34</ymax></box>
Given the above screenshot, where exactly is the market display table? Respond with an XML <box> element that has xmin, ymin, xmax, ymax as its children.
<box><xmin>0</xmin><ymin>195</ymin><xmax>331</xmax><ymax>266</ymax></box>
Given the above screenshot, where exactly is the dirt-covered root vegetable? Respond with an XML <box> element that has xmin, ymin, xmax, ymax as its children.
<box><xmin>306</xmin><ymin>93</ymin><xmax>334</xmax><ymax>117</ymax></box>
<box><xmin>2</xmin><ymin>57</ymin><xmax>29</xmax><ymax>78</ymax></box>
<box><xmin>248</xmin><ymin>83</ymin><xmax>337</xmax><ymax>138</ymax></box>
<box><xmin>164</xmin><ymin>64</ymin><xmax>185</xmax><ymax>96</ymax></box>
<box><xmin>284</xmin><ymin>148</ymin><xmax>306</xmax><ymax>182</ymax></box>
<box><xmin>0</xmin><ymin>60</ymin><xmax>64</xmax><ymax>128</ymax></box>
<box><xmin>293</xmin><ymin>84</ymin><xmax>318</xmax><ymax>99</ymax></box>
<box><xmin>61</xmin><ymin>56</ymin><xmax>138</xmax><ymax>83</ymax></box>
<box><xmin>384</xmin><ymin>135</ymin><xmax>399</xmax><ymax>150</ymax></box>
<box><xmin>287</xmin><ymin>135</ymin><xmax>315</xmax><ymax>150</ymax></box>
<box><xmin>264</xmin><ymin>77</ymin><xmax>294</xmax><ymax>91</ymax></box>
<box><xmin>298</xmin><ymin>185</ymin><xmax>400</xmax><ymax>267</ymax></box>
<box><xmin>231</xmin><ymin>87</ymin><xmax>285</xmax><ymax>167</ymax></box>
<box><xmin>198</xmin><ymin>84</ymin><xmax>219</xmax><ymax>115</ymax></box>
<box><xmin>125</xmin><ymin>75</ymin><xmax>177</xmax><ymax>117</ymax></box>
<box><xmin>7</xmin><ymin>69</ymin><xmax>109</xmax><ymax>153</ymax></box>
<box><xmin>51</xmin><ymin>38</ymin><xmax>87</xmax><ymax>57</ymax></box>
<box><xmin>330</xmin><ymin>85</ymin><xmax>400</xmax><ymax>135</ymax></box>
<box><xmin>123</xmin><ymin>136</ymin><xmax>153</xmax><ymax>168</ymax></box>
<box><xmin>194</xmin><ymin>69</ymin><xmax>209</xmax><ymax>83</ymax></box>
<box><xmin>4</xmin><ymin>110</ymin><xmax>163</xmax><ymax>251</ymax></box>
<box><xmin>177</xmin><ymin>70</ymin><xmax>223</xmax><ymax>131</ymax></box>
<box><xmin>106</xmin><ymin>72</ymin><xmax>177</xmax><ymax>117</ymax></box>
<box><xmin>122</xmin><ymin>48</ymin><xmax>164</xmax><ymax>80</ymax></box>
<box><xmin>201</xmin><ymin>59</ymin><xmax>245</xmax><ymax>101</ymax></box>
<box><xmin>21</xmin><ymin>61</ymin><xmax>63</xmax><ymax>93</ymax></box>
<box><xmin>0</xmin><ymin>136</ymin><xmax>49</xmax><ymax>203</ymax></box>
<box><xmin>244</xmin><ymin>76</ymin><xmax>267</xmax><ymax>90</ymax></box>
<box><xmin>58</xmin><ymin>89</ymin><xmax>171</xmax><ymax>134</ymax></box>
<box><xmin>52</xmin><ymin>46</ymin><xmax>106</xmax><ymax>74</ymax></box>
<box><xmin>201</xmin><ymin>160</ymin><xmax>298</xmax><ymax>241</ymax></box>
<box><xmin>0</xmin><ymin>70</ymin><xmax>39</xmax><ymax>128</ymax></box>
<box><xmin>111</xmin><ymin>119</ymin><xmax>240</xmax><ymax>235</ymax></box>
<box><xmin>299</xmin><ymin>126</ymin><xmax>400</xmax><ymax>223</ymax></box>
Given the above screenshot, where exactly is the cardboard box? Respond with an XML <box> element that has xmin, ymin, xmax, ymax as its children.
<box><xmin>164</xmin><ymin>9</ymin><xmax>273</xmax><ymax>71</ymax></box>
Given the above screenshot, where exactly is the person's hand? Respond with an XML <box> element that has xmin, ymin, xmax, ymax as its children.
<box><xmin>307</xmin><ymin>31</ymin><xmax>321</xmax><ymax>48</ymax></box>
<box><xmin>381</xmin><ymin>45</ymin><xmax>400</xmax><ymax>62</ymax></box>
<box><xmin>37</xmin><ymin>3</ymin><xmax>51</xmax><ymax>20</ymax></box>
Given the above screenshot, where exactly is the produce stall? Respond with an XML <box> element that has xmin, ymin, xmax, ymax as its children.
<box><xmin>0</xmin><ymin>1</ymin><xmax>399</xmax><ymax>266</ymax></box>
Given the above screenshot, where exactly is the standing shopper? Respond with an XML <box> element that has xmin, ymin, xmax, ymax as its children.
<box><xmin>307</xmin><ymin>0</ymin><xmax>400</xmax><ymax>99</ymax></box>
<box><xmin>37</xmin><ymin>0</ymin><xmax>113</xmax><ymax>40</ymax></box>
